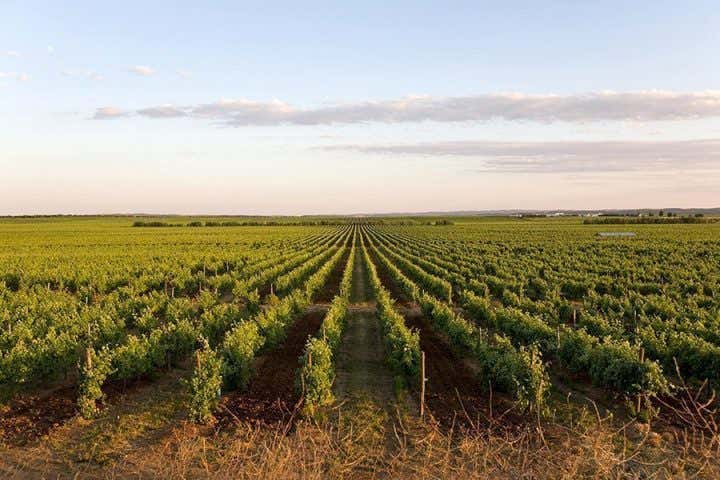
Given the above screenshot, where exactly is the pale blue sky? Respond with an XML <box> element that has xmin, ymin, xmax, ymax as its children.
<box><xmin>2</xmin><ymin>1</ymin><xmax>719</xmax><ymax>214</ymax></box>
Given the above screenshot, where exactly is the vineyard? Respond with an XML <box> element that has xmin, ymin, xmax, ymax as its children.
<box><xmin>1</xmin><ymin>216</ymin><xmax>719</xmax><ymax>479</ymax></box>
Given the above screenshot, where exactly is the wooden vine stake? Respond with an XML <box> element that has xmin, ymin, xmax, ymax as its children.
<box><xmin>85</xmin><ymin>346</ymin><xmax>93</xmax><ymax>371</ymax></box>
<box><xmin>634</xmin><ymin>309</ymin><xmax>638</xmax><ymax>333</ymax></box>
<box><xmin>636</xmin><ymin>347</ymin><xmax>646</xmax><ymax>415</ymax></box>
<box><xmin>302</xmin><ymin>351</ymin><xmax>312</xmax><ymax>396</ymax></box>
<box><xmin>557</xmin><ymin>326</ymin><xmax>561</xmax><ymax>350</ymax></box>
<box><xmin>420</xmin><ymin>351</ymin><xmax>426</xmax><ymax>419</ymax></box>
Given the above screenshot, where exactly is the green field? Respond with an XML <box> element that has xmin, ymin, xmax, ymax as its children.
<box><xmin>1</xmin><ymin>216</ymin><xmax>719</xmax><ymax>479</ymax></box>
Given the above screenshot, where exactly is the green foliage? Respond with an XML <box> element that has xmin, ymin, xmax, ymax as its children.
<box><xmin>321</xmin><ymin>296</ymin><xmax>349</xmax><ymax>351</ymax></box>
<box><xmin>477</xmin><ymin>336</ymin><xmax>549</xmax><ymax>413</ymax></box>
<box><xmin>0</xmin><ymin>222</ymin><xmax>354</xmax><ymax>415</ymax></box>
<box><xmin>493</xmin><ymin>308</ymin><xmax>555</xmax><ymax>351</ymax></box>
<box><xmin>3</xmin><ymin>217</ymin><xmax>720</xmax><ymax>423</ymax></box>
<box><xmin>362</xmin><ymin>239</ymin><xmax>421</xmax><ymax>381</ymax></box>
<box><xmin>561</xmin><ymin>281</ymin><xmax>589</xmax><ymax>300</ymax></box>
<box><xmin>419</xmin><ymin>293</ymin><xmax>478</xmax><ymax>352</ymax></box>
<box><xmin>220</xmin><ymin>229</ymin><xmax>350</xmax><ymax>393</ymax></box>
<box><xmin>221</xmin><ymin>320</ymin><xmax>263</xmax><ymax>390</ymax></box>
<box><xmin>299</xmin><ymin>231</ymin><xmax>356</xmax><ymax>416</ymax></box>
<box><xmin>78</xmin><ymin>346</ymin><xmax>114</xmax><ymax>418</ymax></box>
<box><xmin>368</xmin><ymin>230</ymin><xmax>550</xmax><ymax>413</ymax></box>
<box><xmin>299</xmin><ymin>337</ymin><xmax>335</xmax><ymax>416</ymax></box>
<box><xmin>462</xmin><ymin>290</ymin><xmax>494</xmax><ymax>324</ymax></box>
<box><xmin>187</xmin><ymin>340</ymin><xmax>223</xmax><ymax>424</ymax></box>
<box><xmin>558</xmin><ymin>328</ymin><xmax>668</xmax><ymax>396</ymax></box>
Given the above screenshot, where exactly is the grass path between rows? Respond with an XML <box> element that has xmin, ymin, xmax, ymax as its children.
<box><xmin>333</xmin><ymin>245</ymin><xmax>396</xmax><ymax>406</ymax></box>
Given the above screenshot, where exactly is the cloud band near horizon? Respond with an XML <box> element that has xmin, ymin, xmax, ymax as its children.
<box><xmin>92</xmin><ymin>90</ymin><xmax>720</xmax><ymax>124</ymax></box>
<box><xmin>321</xmin><ymin>139</ymin><xmax>720</xmax><ymax>173</ymax></box>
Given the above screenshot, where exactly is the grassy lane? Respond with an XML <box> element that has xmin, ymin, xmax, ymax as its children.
<box><xmin>334</xmin><ymin>241</ymin><xmax>395</xmax><ymax>406</ymax></box>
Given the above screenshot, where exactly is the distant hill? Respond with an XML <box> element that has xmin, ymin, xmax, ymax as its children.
<box><xmin>358</xmin><ymin>208</ymin><xmax>720</xmax><ymax>217</ymax></box>
<box><xmin>2</xmin><ymin>207</ymin><xmax>719</xmax><ymax>219</ymax></box>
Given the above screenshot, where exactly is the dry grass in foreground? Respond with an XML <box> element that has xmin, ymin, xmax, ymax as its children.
<box><xmin>1</xmin><ymin>385</ymin><xmax>719</xmax><ymax>479</ymax></box>
<box><xmin>1</xmin><ymin>393</ymin><xmax>711</xmax><ymax>479</ymax></box>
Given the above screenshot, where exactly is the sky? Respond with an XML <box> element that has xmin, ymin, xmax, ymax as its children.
<box><xmin>2</xmin><ymin>0</ymin><xmax>719</xmax><ymax>215</ymax></box>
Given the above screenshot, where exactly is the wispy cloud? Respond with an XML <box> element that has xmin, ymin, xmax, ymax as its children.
<box><xmin>95</xmin><ymin>91</ymin><xmax>720</xmax><ymax>126</ymax></box>
<box><xmin>137</xmin><ymin>105</ymin><xmax>188</xmax><ymax>118</ymax></box>
<box><xmin>47</xmin><ymin>45</ymin><xmax>55</xmax><ymax>55</ymax></box>
<box><xmin>129</xmin><ymin>65</ymin><xmax>154</xmax><ymax>76</ymax></box>
<box><xmin>62</xmin><ymin>69</ymin><xmax>104</xmax><ymax>81</ymax></box>
<box><xmin>5</xmin><ymin>50</ymin><xmax>20</xmax><ymax>57</ymax></box>
<box><xmin>321</xmin><ymin>139</ymin><xmax>720</xmax><ymax>174</ymax></box>
<box><xmin>0</xmin><ymin>72</ymin><xmax>30</xmax><ymax>82</ymax></box>
<box><xmin>177</xmin><ymin>70</ymin><xmax>191</xmax><ymax>78</ymax></box>
<box><xmin>92</xmin><ymin>106</ymin><xmax>129</xmax><ymax>119</ymax></box>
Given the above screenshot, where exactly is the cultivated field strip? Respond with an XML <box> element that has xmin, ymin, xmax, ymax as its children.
<box><xmin>187</xmin><ymin>227</ymin><xmax>352</xmax><ymax>422</ymax></box>
<box><xmin>0</xmin><ymin>227</ymin><xmax>344</xmax><ymax>387</ymax></box>
<box><xmin>366</xmin><ymin>224</ymin><xmax>720</xmax><ymax>400</ymax></box>
<box><xmin>365</xmin><ymin>226</ymin><xmax>669</xmax><ymax>400</ymax></box>
<box><xmin>2</xmin><ymin>218</ymin><xmax>720</xmax><ymax>479</ymax></box>
<box><xmin>298</xmin><ymin>226</ymin><xmax>357</xmax><ymax>415</ymax></box>
<box><xmin>2</xmin><ymin>219</ymin><xmax>719</xmax><ymax>451</ymax></box>
<box><xmin>0</xmin><ymin>226</ymin><xmax>352</xmax><ymax>424</ymax></box>
<box><xmin>362</xmin><ymin>226</ymin><xmax>549</xmax><ymax>412</ymax></box>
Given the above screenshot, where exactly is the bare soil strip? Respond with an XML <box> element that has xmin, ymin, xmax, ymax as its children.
<box><xmin>0</xmin><ymin>386</ymin><xmax>77</xmax><ymax>446</ymax></box>
<box><xmin>400</xmin><ymin>307</ymin><xmax>502</xmax><ymax>429</ymax></box>
<box><xmin>218</xmin><ymin>244</ymin><xmax>353</xmax><ymax>427</ymax></box>
<box><xmin>313</xmin><ymin>248</ymin><xmax>351</xmax><ymax>304</ymax></box>
<box><xmin>216</xmin><ymin>307</ymin><xmax>327</xmax><ymax>428</ymax></box>
<box><xmin>366</xmin><ymin>247</ymin><xmax>413</xmax><ymax>307</ymax></box>
<box><xmin>0</xmin><ymin>374</ymin><xmax>171</xmax><ymax>447</ymax></box>
<box><xmin>366</xmin><ymin>247</ymin><xmax>516</xmax><ymax>428</ymax></box>
<box><xmin>1</xmin><ymin>244</ymin><xmax>349</xmax><ymax>445</ymax></box>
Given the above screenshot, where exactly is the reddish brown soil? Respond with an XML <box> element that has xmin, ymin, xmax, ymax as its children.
<box><xmin>402</xmin><ymin>310</ymin><xmax>487</xmax><ymax>428</ymax></box>
<box><xmin>216</xmin><ymin>308</ymin><xmax>326</xmax><ymax>428</ymax></box>
<box><xmin>402</xmin><ymin>309</ymin><xmax>522</xmax><ymax>431</ymax></box>
<box><xmin>0</xmin><ymin>371</ymin><xmax>176</xmax><ymax>446</ymax></box>
<box><xmin>258</xmin><ymin>281</ymin><xmax>274</xmax><ymax>299</ymax></box>
<box><xmin>103</xmin><ymin>375</ymin><xmax>159</xmax><ymax>404</ymax></box>
<box><xmin>0</xmin><ymin>386</ymin><xmax>77</xmax><ymax>446</ymax></box>
<box><xmin>313</xmin><ymin>249</ymin><xmax>350</xmax><ymax>303</ymax></box>
<box><xmin>366</xmin><ymin>248</ymin><xmax>413</xmax><ymax>307</ymax></box>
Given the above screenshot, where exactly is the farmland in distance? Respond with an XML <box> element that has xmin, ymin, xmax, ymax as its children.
<box><xmin>1</xmin><ymin>216</ymin><xmax>719</xmax><ymax>479</ymax></box>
